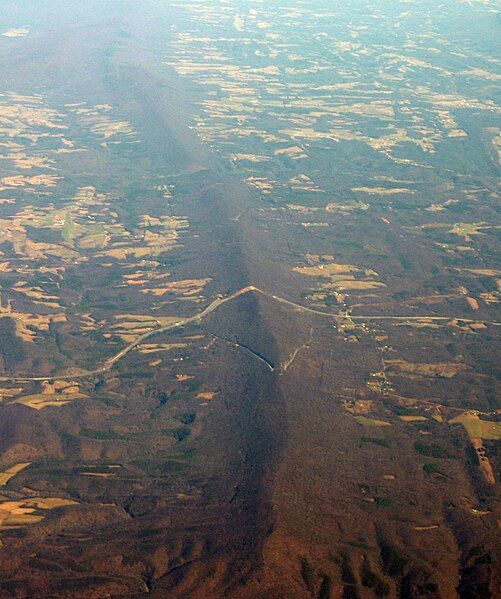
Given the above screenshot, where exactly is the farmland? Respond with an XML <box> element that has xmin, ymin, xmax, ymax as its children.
<box><xmin>0</xmin><ymin>0</ymin><xmax>498</xmax><ymax>597</ymax></box>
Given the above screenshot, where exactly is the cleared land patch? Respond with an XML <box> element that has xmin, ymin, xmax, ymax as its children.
<box><xmin>0</xmin><ymin>497</ymin><xmax>77</xmax><ymax>528</ymax></box>
<box><xmin>0</xmin><ymin>462</ymin><xmax>31</xmax><ymax>486</ymax></box>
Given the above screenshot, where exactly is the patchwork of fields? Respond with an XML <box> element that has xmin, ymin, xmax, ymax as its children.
<box><xmin>0</xmin><ymin>0</ymin><xmax>498</xmax><ymax>597</ymax></box>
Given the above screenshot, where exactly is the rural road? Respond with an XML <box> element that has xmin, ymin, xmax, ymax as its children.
<box><xmin>0</xmin><ymin>286</ymin><xmax>498</xmax><ymax>382</ymax></box>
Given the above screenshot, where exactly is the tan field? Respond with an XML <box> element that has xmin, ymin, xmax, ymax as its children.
<box><xmin>112</xmin><ymin>315</ymin><xmax>182</xmax><ymax>342</ymax></box>
<box><xmin>470</xmin><ymin>438</ymin><xmax>496</xmax><ymax>485</ymax></box>
<box><xmin>138</xmin><ymin>343</ymin><xmax>188</xmax><ymax>354</ymax></box>
<box><xmin>196</xmin><ymin>392</ymin><xmax>217</xmax><ymax>400</ymax></box>
<box><xmin>355</xmin><ymin>416</ymin><xmax>391</xmax><ymax>427</ymax></box>
<box><xmin>385</xmin><ymin>360</ymin><xmax>467</xmax><ymax>378</ymax></box>
<box><xmin>13</xmin><ymin>392</ymin><xmax>88</xmax><ymax>410</ymax></box>
<box><xmin>0</xmin><ymin>497</ymin><xmax>78</xmax><ymax>528</ymax></box>
<box><xmin>231</xmin><ymin>153</ymin><xmax>271</xmax><ymax>163</ymax></box>
<box><xmin>324</xmin><ymin>280</ymin><xmax>386</xmax><ymax>290</ymax></box>
<box><xmin>0</xmin><ymin>462</ymin><xmax>31</xmax><ymax>486</ymax></box>
<box><xmin>0</xmin><ymin>387</ymin><xmax>23</xmax><ymax>399</ymax></box>
<box><xmin>294</xmin><ymin>255</ymin><xmax>384</xmax><ymax>296</ymax></box>
<box><xmin>465</xmin><ymin>296</ymin><xmax>479</xmax><ymax>310</ymax></box>
<box><xmin>352</xmin><ymin>186</ymin><xmax>415</xmax><ymax>195</ymax></box>
<box><xmin>141</xmin><ymin>278</ymin><xmax>211</xmax><ymax>298</ymax></box>
<box><xmin>0</xmin><ymin>311</ymin><xmax>67</xmax><ymax>343</ymax></box>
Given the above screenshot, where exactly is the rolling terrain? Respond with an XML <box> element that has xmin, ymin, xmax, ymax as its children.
<box><xmin>0</xmin><ymin>1</ymin><xmax>499</xmax><ymax>598</ymax></box>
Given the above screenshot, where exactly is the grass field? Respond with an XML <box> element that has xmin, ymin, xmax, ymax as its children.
<box><xmin>449</xmin><ymin>413</ymin><xmax>501</xmax><ymax>441</ymax></box>
<box><xmin>13</xmin><ymin>393</ymin><xmax>88</xmax><ymax>410</ymax></box>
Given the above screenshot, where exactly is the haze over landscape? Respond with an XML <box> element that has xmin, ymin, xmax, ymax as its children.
<box><xmin>0</xmin><ymin>1</ymin><xmax>499</xmax><ymax>597</ymax></box>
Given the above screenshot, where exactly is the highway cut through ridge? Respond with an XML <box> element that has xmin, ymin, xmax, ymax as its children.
<box><xmin>0</xmin><ymin>286</ymin><xmax>498</xmax><ymax>383</ymax></box>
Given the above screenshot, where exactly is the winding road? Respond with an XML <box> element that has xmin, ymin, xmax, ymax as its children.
<box><xmin>0</xmin><ymin>285</ymin><xmax>498</xmax><ymax>382</ymax></box>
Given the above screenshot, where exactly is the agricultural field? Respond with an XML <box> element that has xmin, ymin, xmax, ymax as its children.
<box><xmin>0</xmin><ymin>0</ymin><xmax>498</xmax><ymax>597</ymax></box>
